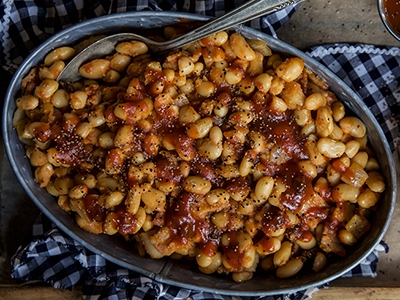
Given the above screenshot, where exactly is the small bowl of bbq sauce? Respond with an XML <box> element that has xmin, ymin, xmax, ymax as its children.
<box><xmin>378</xmin><ymin>0</ymin><xmax>400</xmax><ymax>42</ymax></box>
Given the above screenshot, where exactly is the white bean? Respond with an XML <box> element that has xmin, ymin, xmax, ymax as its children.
<box><xmin>276</xmin><ymin>258</ymin><xmax>304</xmax><ymax>278</ymax></box>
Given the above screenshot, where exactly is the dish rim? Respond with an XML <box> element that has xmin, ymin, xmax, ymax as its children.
<box><xmin>1</xmin><ymin>10</ymin><xmax>397</xmax><ymax>296</ymax></box>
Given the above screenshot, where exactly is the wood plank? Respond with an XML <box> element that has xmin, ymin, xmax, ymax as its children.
<box><xmin>0</xmin><ymin>286</ymin><xmax>82</xmax><ymax>300</ymax></box>
<box><xmin>310</xmin><ymin>287</ymin><xmax>400</xmax><ymax>300</ymax></box>
<box><xmin>1</xmin><ymin>286</ymin><xmax>400</xmax><ymax>299</ymax></box>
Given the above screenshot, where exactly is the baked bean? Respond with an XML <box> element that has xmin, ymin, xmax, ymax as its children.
<box><xmin>44</xmin><ymin>46</ymin><xmax>75</xmax><ymax>66</ymax></box>
<box><xmin>317</xmin><ymin>137</ymin><xmax>346</xmax><ymax>158</ymax></box>
<box><xmin>304</xmin><ymin>93</ymin><xmax>326</xmax><ymax>110</ymax></box>
<box><xmin>280</xmin><ymin>81</ymin><xmax>305</xmax><ymax>109</ymax></box>
<box><xmin>315</xmin><ymin>107</ymin><xmax>334</xmax><ymax>137</ymax></box>
<box><xmin>115</xmin><ymin>40</ymin><xmax>148</xmax><ymax>57</ymax></box>
<box><xmin>273</xmin><ymin>241</ymin><xmax>292</xmax><ymax>267</ymax></box>
<box><xmin>178</xmin><ymin>105</ymin><xmax>201</xmax><ymax>126</ymax></box>
<box><xmin>332</xmin><ymin>183</ymin><xmax>360</xmax><ymax>203</ymax></box>
<box><xmin>296</xmin><ymin>235</ymin><xmax>317</xmax><ymax>250</ymax></box>
<box><xmin>332</xmin><ymin>101</ymin><xmax>346</xmax><ymax>122</ymax></box>
<box><xmin>255</xmin><ymin>176</ymin><xmax>274</xmax><ymax>202</ymax></box>
<box><xmin>70</xmin><ymin>91</ymin><xmax>88</xmax><ymax>109</ymax></box>
<box><xmin>35</xmin><ymin>163</ymin><xmax>54</xmax><ymax>187</ymax></box>
<box><xmin>247</xmin><ymin>51</ymin><xmax>264</xmax><ymax>76</ymax></box>
<box><xmin>254</xmin><ymin>73</ymin><xmax>272</xmax><ymax>93</ymax></box>
<box><xmin>35</xmin><ymin>79</ymin><xmax>59</xmax><ymax>101</ymax></box>
<box><xmin>352</xmin><ymin>151</ymin><xmax>369</xmax><ymax>168</ymax></box>
<box><xmin>276</xmin><ymin>57</ymin><xmax>304</xmax><ymax>82</ymax></box>
<box><xmin>105</xmin><ymin>191</ymin><xmax>125</xmax><ymax>208</ymax></box>
<box><xmin>198</xmin><ymin>252</ymin><xmax>222</xmax><ymax>274</ymax></box>
<box><xmin>79</xmin><ymin>59</ymin><xmax>111</xmax><ymax>79</ymax></box>
<box><xmin>312</xmin><ymin>252</ymin><xmax>327</xmax><ymax>272</ymax></box>
<box><xmin>196</xmin><ymin>80</ymin><xmax>215</xmax><ymax>97</ymax></box>
<box><xmin>366</xmin><ymin>171</ymin><xmax>386</xmax><ymax>193</ymax></box>
<box><xmin>51</xmin><ymin>89</ymin><xmax>70</xmax><ymax>108</ymax></box>
<box><xmin>182</xmin><ymin>176</ymin><xmax>212</xmax><ymax>195</ymax></box>
<box><xmin>40</xmin><ymin>60</ymin><xmax>65</xmax><ymax>80</ymax></box>
<box><xmin>110</xmin><ymin>53</ymin><xmax>131</xmax><ymax>72</ymax></box>
<box><xmin>68</xmin><ymin>184</ymin><xmax>89</xmax><ymax>199</ymax></box>
<box><xmin>186</xmin><ymin>117</ymin><xmax>214</xmax><ymax>139</ymax></box>
<box><xmin>339</xmin><ymin>116</ymin><xmax>367</xmax><ymax>138</ymax></box>
<box><xmin>232</xmin><ymin>271</ymin><xmax>253</xmax><ymax>283</ymax></box>
<box><xmin>358</xmin><ymin>188</ymin><xmax>381</xmax><ymax>208</ymax></box>
<box><xmin>53</xmin><ymin>176</ymin><xmax>74</xmax><ymax>195</ymax></box>
<box><xmin>276</xmin><ymin>258</ymin><xmax>304</xmax><ymax>278</ymax></box>
<box><xmin>229</xmin><ymin>32</ymin><xmax>256</xmax><ymax>61</ymax></box>
<box><xmin>338</xmin><ymin>229</ymin><xmax>357</xmax><ymax>246</ymax></box>
<box><xmin>294</xmin><ymin>109</ymin><xmax>311</xmax><ymax>126</ymax></box>
<box><xmin>345</xmin><ymin>140</ymin><xmax>360</xmax><ymax>158</ymax></box>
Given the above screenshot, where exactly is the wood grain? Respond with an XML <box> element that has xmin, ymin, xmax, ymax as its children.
<box><xmin>1</xmin><ymin>286</ymin><xmax>400</xmax><ymax>300</ymax></box>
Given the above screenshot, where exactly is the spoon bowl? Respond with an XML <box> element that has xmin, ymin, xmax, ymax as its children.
<box><xmin>57</xmin><ymin>0</ymin><xmax>303</xmax><ymax>81</ymax></box>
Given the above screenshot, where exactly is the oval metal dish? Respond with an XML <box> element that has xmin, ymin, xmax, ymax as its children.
<box><xmin>2</xmin><ymin>11</ymin><xmax>396</xmax><ymax>296</ymax></box>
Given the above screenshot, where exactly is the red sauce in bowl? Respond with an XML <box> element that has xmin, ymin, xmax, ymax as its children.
<box><xmin>383</xmin><ymin>0</ymin><xmax>400</xmax><ymax>35</ymax></box>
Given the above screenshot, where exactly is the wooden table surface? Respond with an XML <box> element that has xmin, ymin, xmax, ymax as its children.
<box><xmin>1</xmin><ymin>0</ymin><xmax>399</xmax><ymax>299</ymax></box>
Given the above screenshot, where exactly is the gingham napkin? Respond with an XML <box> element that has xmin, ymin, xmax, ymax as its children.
<box><xmin>11</xmin><ymin>213</ymin><xmax>389</xmax><ymax>300</ymax></box>
<box><xmin>0</xmin><ymin>0</ymin><xmax>298</xmax><ymax>74</ymax></box>
<box><xmin>2</xmin><ymin>0</ymin><xmax>399</xmax><ymax>299</ymax></box>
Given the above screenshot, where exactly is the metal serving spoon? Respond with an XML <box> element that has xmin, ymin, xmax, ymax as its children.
<box><xmin>58</xmin><ymin>0</ymin><xmax>303</xmax><ymax>82</ymax></box>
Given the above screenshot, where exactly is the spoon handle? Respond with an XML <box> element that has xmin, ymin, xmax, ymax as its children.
<box><xmin>158</xmin><ymin>0</ymin><xmax>303</xmax><ymax>51</ymax></box>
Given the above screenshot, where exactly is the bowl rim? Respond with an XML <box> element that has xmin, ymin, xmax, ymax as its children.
<box><xmin>2</xmin><ymin>10</ymin><xmax>397</xmax><ymax>296</ymax></box>
<box><xmin>377</xmin><ymin>0</ymin><xmax>400</xmax><ymax>42</ymax></box>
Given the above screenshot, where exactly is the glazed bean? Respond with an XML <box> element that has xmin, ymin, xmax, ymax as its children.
<box><xmin>304</xmin><ymin>93</ymin><xmax>326</xmax><ymax>110</ymax></box>
<box><xmin>339</xmin><ymin>116</ymin><xmax>367</xmax><ymax>138</ymax></box>
<box><xmin>255</xmin><ymin>176</ymin><xmax>274</xmax><ymax>202</ymax></box>
<box><xmin>332</xmin><ymin>183</ymin><xmax>360</xmax><ymax>203</ymax></box>
<box><xmin>196</xmin><ymin>80</ymin><xmax>215</xmax><ymax>97</ymax></box>
<box><xmin>315</xmin><ymin>107</ymin><xmax>334</xmax><ymax>137</ymax></box>
<box><xmin>366</xmin><ymin>171</ymin><xmax>386</xmax><ymax>193</ymax></box>
<box><xmin>198</xmin><ymin>139</ymin><xmax>223</xmax><ymax>160</ymax></box>
<box><xmin>317</xmin><ymin>137</ymin><xmax>346</xmax><ymax>158</ymax></box>
<box><xmin>273</xmin><ymin>241</ymin><xmax>292</xmax><ymax>267</ymax></box>
<box><xmin>79</xmin><ymin>59</ymin><xmax>111</xmax><ymax>79</ymax></box>
<box><xmin>68</xmin><ymin>184</ymin><xmax>89</xmax><ymax>199</ymax></box>
<box><xmin>332</xmin><ymin>101</ymin><xmax>346</xmax><ymax>122</ymax></box>
<box><xmin>296</xmin><ymin>235</ymin><xmax>317</xmax><ymax>250</ymax></box>
<box><xmin>229</xmin><ymin>32</ymin><xmax>255</xmax><ymax>61</ymax></box>
<box><xmin>182</xmin><ymin>176</ymin><xmax>212</xmax><ymax>195</ymax></box>
<box><xmin>53</xmin><ymin>176</ymin><xmax>74</xmax><ymax>195</ymax></box>
<box><xmin>312</xmin><ymin>252</ymin><xmax>327</xmax><ymax>272</ymax></box>
<box><xmin>35</xmin><ymin>79</ymin><xmax>59</xmax><ymax>101</ymax></box>
<box><xmin>40</xmin><ymin>60</ymin><xmax>65</xmax><ymax>80</ymax></box>
<box><xmin>44</xmin><ymin>46</ymin><xmax>75</xmax><ymax>66</ymax></box>
<box><xmin>352</xmin><ymin>151</ymin><xmax>369</xmax><ymax>168</ymax></box>
<box><xmin>276</xmin><ymin>57</ymin><xmax>304</xmax><ymax>82</ymax></box>
<box><xmin>110</xmin><ymin>53</ymin><xmax>131</xmax><ymax>72</ymax></box>
<box><xmin>178</xmin><ymin>56</ymin><xmax>195</xmax><ymax>76</ymax></box>
<box><xmin>276</xmin><ymin>258</ymin><xmax>303</xmax><ymax>278</ymax></box>
<box><xmin>358</xmin><ymin>188</ymin><xmax>381</xmax><ymax>208</ymax></box>
<box><xmin>35</xmin><ymin>163</ymin><xmax>54</xmax><ymax>187</ymax></box>
<box><xmin>75</xmin><ymin>122</ymin><xmax>93</xmax><ymax>139</ymax></box>
<box><xmin>294</xmin><ymin>109</ymin><xmax>311</xmax><ymax>126</ymax></box>
<box><xmin>186</xmin><ymin>117</ymin><xmax>214</xmax><ymax>139</ymax></box>
<box><xmin>198</xmin><ymin>252</ymin><xmax>222</xmax><ymax>274</ymax></box>
<box><xmin>178</xmin><ymin>105</ymin><xmax>201</xmax><ymax>126</ymax></box>
<box><xmin>254</xmin><ymin>73</ymin><xmax>272</xmax><ymax>93</ymax></box>
<box><xmin>115</xmin><ymin>40</ymin><xmax>148</xmax><ymax>57</ymax></box>
<box><xmin>232</xmin><ymin>271</ymin><xmax>253</xmax><ymax>283</ymax></box>
<box><xmin>51</xmin><ymin>89</ymin><xmax>70</xmax><ymax>108</ymax></box>
<box><xmin>104</xmin><ymin>191</ymin><xmax>125</xmax><ymax>208</ymax></box>
<box><xmin>338</xmin><ymin>229</ymin><xmax>357</xmax><ymax>246</ymax></box>
<box><xmin>280</xmin><ymin>81</ymin><xmax>305</xmax><ymax>109</ymax></box>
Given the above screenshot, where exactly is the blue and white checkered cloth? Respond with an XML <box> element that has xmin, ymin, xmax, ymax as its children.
<box><xmin>2</xmin><ymin>1</ymin><xmax>399</xmax><ymax>299</ymax></box>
